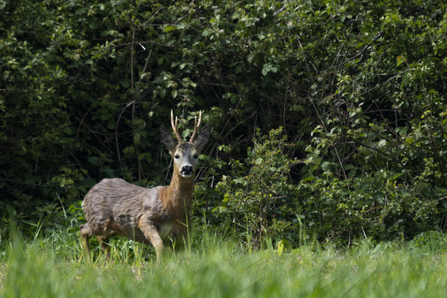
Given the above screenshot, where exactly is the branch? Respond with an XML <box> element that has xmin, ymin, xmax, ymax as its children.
<box><xmin>332</xmin><ymin>32</ymin><xmax>384</xmax><ymax>69</ymax></box>
<box><xmin>346</xmin><ymin>136</ymin><xmax>413</xmax><ymax>181</ymax></box>
<box><xmin>0</xmin><ymin>178</ymin><xmax>45</xmax><ymax>187</ymax></box>
<box><xmin>360</xmin><ymin>69</ymin><xmax>410</xmax><ymax>96</ymax></box>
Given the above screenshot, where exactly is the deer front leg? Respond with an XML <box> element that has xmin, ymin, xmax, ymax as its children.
<box><xmin>80</xmin><ymin>224</ymin><xmax>92</xmax><ymax>262</ymax></box>
<box><xmin>139</xmin><ymin>219</ymin><xmax>164</xmax><ymax>263</ymax></box>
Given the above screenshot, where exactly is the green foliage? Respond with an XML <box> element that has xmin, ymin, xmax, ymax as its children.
<box><xmin>213</xmin><ymin>127</ymin><xmax>300</xmax><ymax>246</ymax></box>
<box><xmin>2</xmin><ymin>0</ymin><xmax>447</xmax><ymax>245</ymax></box>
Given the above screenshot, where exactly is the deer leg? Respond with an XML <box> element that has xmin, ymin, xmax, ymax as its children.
<box><xmin>173</xmin><ymin>241</ymin><xmax>184</xmax><ymax>254</ymax></box>
<box><xmin>139</xmin><ymin>220</ymin><xmax>164</xmax><ymax>263</ymax></box>
<box><xmin>172</xmin><ymin>219</ymin><xmax>190</xmax><ymax>254</ymax></box>
<box><xmin>80</xmin><ymin>224</ymin><xmax>91</xmax><ymax>262</ymax></box>
<box><xmin>97</xmin><ymin>236</ymin><xmax>111</xmax><ymax>261</ymax></box>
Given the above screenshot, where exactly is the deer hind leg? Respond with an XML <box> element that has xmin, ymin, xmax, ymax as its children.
<box><xmin>97</xmin><ymin>222</ymin><xmax>118</xmax><ymax>262</ymax></box>
<box><xmin>97</xmin><ymin>236</ymin><xmax>112</xmax><ymax>261</ymax></box>
<box><xmin>80</xmin><ymin>223</ymin><xmax>92</xmax><ymax>262</ymax></box>
<box><xmin>171</xmin><ymin>222</ymin><xmax>189</xmax><ymax>254</ymax></box>
<box><xmin>139</xmin><ymin>219</ymin><xmax>164</xmax><ymax>264</ymax></box>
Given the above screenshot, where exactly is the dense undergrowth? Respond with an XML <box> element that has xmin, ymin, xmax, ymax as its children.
<box><xmin>1</xmin><ymin>225</ymin><xmax>447</xmax><ymax>297</ymax></box>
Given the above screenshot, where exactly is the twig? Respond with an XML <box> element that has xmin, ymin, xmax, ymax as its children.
<box><xmin>135</xmin><ymin>49</ymin><xmax>153</xmax><ymax>92</ymax></box>
<box><xmin>331</xmin><ymin>32</ymin><xmax>384</xmax><ymax>70</ymax></box>
<box><xmin>0</xmin><ymin>178</ymin><xmax>45</xmax><ymax>187</ymax></box>
<box><xmin>360</xmin><ymin>70</ymin><xmax>410</xmax><ymax>96</ymax></box>
<box><xmin>346</xmin><ymin>136</ymin><xmax>413</xmax><ymax>181</ymax></box>
<box><xmin>115</xmin><ymin>100</ymin><xmax>137</xmax><ymax>171</ymax></box>
<box><xmin>139</xmin><ymin>7</ymin><xmax>163</xmax><ymax>27</ymax></box>
<box><xmin>75</xmin><ymin>108</ymin><xmax>91</xmax><ymax>142</ymax></box>
<box><xmin>63</xmin><ymin>66</ymin><xmax>84</xmax><ymax>98</ymax></box>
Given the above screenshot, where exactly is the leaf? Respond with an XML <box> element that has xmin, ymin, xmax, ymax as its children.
<box><xmin>321</xmin><ymin>162</ymin><xmax>332</xmax><ymax>171</ymax></box>
<box><xmin>68</xmin><ymin>227</ymin><xmax>79</xmax><ymax>233</ymax></box>
<box><xmin>163</xmin><ymin>26</ymin><xmax>177</xmax><ymax>32</ymax></box>
<box><xmin>89</xmin><ymin>22</ymin><xmax>98</xmax><ymax>29</ymax></box>
<box><xmin>63</xmin><ymin>126</ymin><xmax>73</xmax><ymax>135</ymax></box>
<box><xmin>344</xmin><ymin>164</ymin><xmax>355</xmax><ymax>170</ymax></box>
<box><xmin>82</xmin><ymin>178</ymin><xmax>97</xmax><ymax>188</ymax></box>
<box><xmin>87</xmin><ymin>156</ymin><xmax>102</xmax><ymax>166</ymax></box>
<box><xmin>107</xmin><ymin>121</ymin><xmax>115</xmax><ymax>130</ymax></box>
<box><xmin>397</xmin><ymin>55</ymin><xmax>405</xmax><ymax>67</ymax></box>
<box><xmin>392</xmin><ymin>173</ymin><xmax>404</xmax><ymax>181</ymax></box>
<box><xmin>192</xmin><ymin>96</ymin><xmax>204</xmax><ymax>105</ymax></box>
<box><xmin>100</xmin><ymin>166</ymin><xmax>115</xmax><ymax>178</ymax></box>
<box><xmin>301</xmin><ymin>176</ymin><xmax>314</xmax><ymax>182</ymax></box>
<box><xmin>277</xmin><ymin>240</ymin><xmax>284</xmax><ymax>257</ymax></box>
<box><xmin>262</xmin><ymin>64</ymin><xmax>271</xmax><ymax>76</ymax></box>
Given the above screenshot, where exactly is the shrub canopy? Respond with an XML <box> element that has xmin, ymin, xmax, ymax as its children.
<box><xmin>2</xmin><ymin>0</ymin><xmax>447</xmax><ymax>244</ymax></box>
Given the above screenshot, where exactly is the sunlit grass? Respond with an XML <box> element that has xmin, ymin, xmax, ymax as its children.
<box><xmin>1</xmin><ymin>228</ymin><xmax>447</xmax><ymax>297</ymax></box>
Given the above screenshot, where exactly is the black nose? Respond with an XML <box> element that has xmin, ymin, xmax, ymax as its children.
<box><xmin>181</xmin><ymin>165</ymin><xmax>193</xmax><ymax>175</ymax></box>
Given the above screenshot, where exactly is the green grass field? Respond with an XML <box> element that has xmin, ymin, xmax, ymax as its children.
<box><xmin>1</xmin><ymin>226</ymin><xmax>447</xmax><ymax>297</ymax></box>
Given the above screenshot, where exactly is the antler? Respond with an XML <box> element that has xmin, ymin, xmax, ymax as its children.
<box><xmin>189</xmin><ymin>110</ymin><xmax>202</xmax><ymax>142</ymax></box>
<box><xmin>171</xmin><ymin>110</ymin><xmax>183</xmax><ymax>143</ymax></box>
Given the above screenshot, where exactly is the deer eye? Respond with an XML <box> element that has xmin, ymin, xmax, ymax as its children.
<box><xmin>175</xmin><ymin>154</ymin><xmax>180</xmax><ymax>159</ymax></box>
<box><xmin>193</xmin><ymin>154</ymin><xmax>198</xmax><ymax>159</ymax></box>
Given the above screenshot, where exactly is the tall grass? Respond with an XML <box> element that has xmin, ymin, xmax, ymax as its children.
<box><xmin>1</xmin><ymin>226</ymin><xmax>447</xmax><ymax>297</ymax></box>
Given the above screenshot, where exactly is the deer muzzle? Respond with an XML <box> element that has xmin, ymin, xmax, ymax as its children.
<box><xmin>180</xmin><ymin>165</ymin><xmax>194</xmax><ymax>178</ymax></box>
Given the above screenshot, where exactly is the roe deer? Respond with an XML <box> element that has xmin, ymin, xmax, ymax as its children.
<box><xmin>79</xmin><ymin>111</ymin><xmax>210</xmax><ymax>263</ymax></box>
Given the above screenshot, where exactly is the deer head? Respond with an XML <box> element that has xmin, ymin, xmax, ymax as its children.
<box><xmin>159</xmin><ymin>111</ymin><xmax>211</xmax><ymax>179</ymax></box>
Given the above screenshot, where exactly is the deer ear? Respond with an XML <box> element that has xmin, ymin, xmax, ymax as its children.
<box><xmin>160</xmin><ymin>124</ymin><xmax>176</xmax><ymax>151</ymax></box>
<box><xmin>193</xmin><ymin>123</ymin><xmax>211</xmax><ymax>151</ymax></box>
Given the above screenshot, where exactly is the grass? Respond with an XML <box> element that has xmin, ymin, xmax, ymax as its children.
<box><xmin>1</xmin><ymin>226</ymin><xmax>447</xmax><ymax>297</ymax></box>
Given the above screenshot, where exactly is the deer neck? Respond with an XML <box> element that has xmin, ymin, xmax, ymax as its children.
<box><xmin>166</xmin><ymin>172</ymin><xmax>194</xmax><ymax>209</ymax></box>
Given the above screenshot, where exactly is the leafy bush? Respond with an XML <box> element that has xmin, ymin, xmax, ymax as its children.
<box><xmin>3</xmin><ymin>0</ymin><xmax>447</xmax><ymax>245</ymax></box>
<box><xmin>197</xmin><ymin>128</ymin><xmax>300</xmax><ymax>246</ymax></box>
